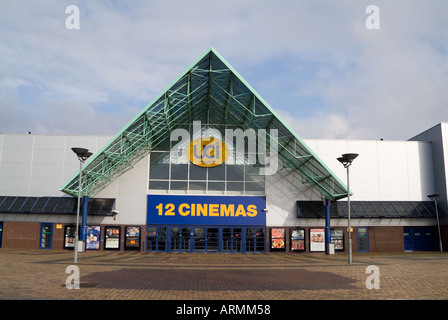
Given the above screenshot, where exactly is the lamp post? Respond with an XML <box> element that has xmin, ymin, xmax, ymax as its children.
<box><xmin>337</xmin><ymin>153</ymin><xmax>359</xmax><ymax>265</ymax></box>
<box><xmin>427</xmin><ymin>193</ymin><xmax>443</xmax><ymax>253</ymax></box>
<box><xmin>71</xmin><ymin>147</ymin><xmax>92</xmax><ymax>263</ymax></box>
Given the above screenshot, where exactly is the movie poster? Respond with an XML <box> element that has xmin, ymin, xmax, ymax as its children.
<box><xmin>64</xmin><ymin>225</ymin><xmax>76</xmax><ymax>249</ymax></box>
<box><xmin>125</xmin><ymin>226</ymin><xmax>141</xmax><ymax>249</ymax></box>
<box><xmin>331</xmin><ymin>228</ymin><xmax>345</xmax><ymax>251</ymax></box>
<box><xmin>105</xmin><ymin>226</ymin><xmax>121</xmax><ymax>250</ymax></box>
<box><xmin>290</xmin><ymin>228</ymin><xmax>305</xmax><ymax>252</ymax></box>
<box><xmin>86</xmin><ymin>226</ymin><xmax>101</xmax><ymax>250</ymax></box>
<box><xmin>270</xmin><ymin>228</ymin><xmax>285</xmax><ymax>250</ymax></box>
<box><xmin>310</xmin><ymin>228</ymin><xmax>325</xmax><ymax>252</ymax></box>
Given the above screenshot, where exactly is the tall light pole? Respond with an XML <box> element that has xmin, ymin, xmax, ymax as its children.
<box><xmin>427</xmin><ymin>193</ymin><xmax>443</xmax><ymax>253</ymax></box>
<box><xmin>337</xmin><ymin>153</ymin><xmax>359</xmax><ymax>265</ymax></box>
<box><xmin>72</xmin><ymin>147</ymin><xmax>92</xmax><ymax>264</ymax></box>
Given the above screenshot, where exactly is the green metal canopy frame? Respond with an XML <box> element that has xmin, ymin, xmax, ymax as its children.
<box><xmin>61</xmin><ymin>47</ymin><xmax>349</xmax><ymax>200</ymax></box>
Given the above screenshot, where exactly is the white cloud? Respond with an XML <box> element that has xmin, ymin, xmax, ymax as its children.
<box><xmin>0</xmin><ymin>0</ymin><xmax>447</xmax><ymax>139</ymax></box>
<box><xmin>276</xmin><ymin>109</ymin><xmax>367</xmax><ymax>140</ymax></box>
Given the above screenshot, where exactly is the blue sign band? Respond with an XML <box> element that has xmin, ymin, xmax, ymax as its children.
<box><xmin>147</xmin><ymin>195</ymin><xmax>266</xmax><ymax>226</ymax></box>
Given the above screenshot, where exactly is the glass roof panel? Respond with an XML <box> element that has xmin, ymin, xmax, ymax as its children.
<box><xmin>61</xmin><ymin>48</ymin><xmax>348</xmax><ymax>200</ymax></box>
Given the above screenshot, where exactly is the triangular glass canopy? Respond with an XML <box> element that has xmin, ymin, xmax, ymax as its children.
<box><xmin>61</xmin><ymin>47</ymin><xmax>349</xmax><ymax>200</ymax></box>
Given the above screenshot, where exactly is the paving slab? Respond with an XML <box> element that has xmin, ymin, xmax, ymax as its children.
<box><xmin>1</xmin><ymin>249</ymin><xmax>447</xmax><ymax>301</ymax></box>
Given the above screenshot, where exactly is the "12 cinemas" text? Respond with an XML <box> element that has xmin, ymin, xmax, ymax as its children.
<box><xmin>155</xmin><ymin>203</ymin><xmax>258</xmax><ymax>218</ymax></box>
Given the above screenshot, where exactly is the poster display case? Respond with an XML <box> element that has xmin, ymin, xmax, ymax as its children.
<box><xmin>309</xmin><ymin>228</ymin><xmax>325</xmax><ymax>252</ymax></box>
<box><xmin>290</xmin><ymin>228</ymin><xmax>305</xmax><ymax>252</ymax></box>
<box><xmin>270</xmin><ymin>228</ymin><xmax>286</xmax><ymax>251</ymax></box>
<box><xmin>86</xmin><ymin>226</ymin><xmax>101</xmax><ymax>250</ymax></box>
<box><xmin>104</xmin><ymin>226</ymin><xmax>121</xmax><ymax>250</ymax></box>
<box><xmin>64</xmin><ymin>225</ymin><xmax>76</xmax><ymax>249</ymax></box>
<box><xmin>125</xmin><ymin>226</ymin><xmax>141</xmax><ymax>250</ymax></box>
<box><xmin>331</xmin><ymin>228</ymin><xmax>345</xmax><ymax>251</ymax></box>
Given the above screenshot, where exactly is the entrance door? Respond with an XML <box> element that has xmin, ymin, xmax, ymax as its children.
<box><xmin>40</xmin><ymin>223</ymin><xmax>52</xmax><ymax>249</ymax></box>
<box><xmin>222</xmin><ymin>227</ymin><xmax>244</xmax><ymax>252</ymax></box>
<box><xmin>404</xmin><ymin>227</ymin><xmax>436</xmax><ymax>251</ymax></box>
<box><xmin>146</xmin><ymin>226</ymin><xmax>266</xmax><ymax>252</ymax></box>
<box><xmin>194</xmin><ymin>227</ymin><xmax>206</xmax><ymax>251</ymax></box>
<box><xmin>181</xmin><ymin>227</ymin><xmax>191</xmax><ymax>251</ymax></box>
<box><xmin>171</xmin><ymin>227</ymin><xmax>180</xmax><ymax>251</ymax></box>
<box><xmin>357</xmin><ymin>227</ymin><xmax>369</xmax><ymax>252</ymax></box>
<box><xmin>246</xmin><ymin>228</ymin><xmax>255</xmax><ymax>252</ymax></box>
<box><xmin>171</xmin><ymin>227</ymin><xmax>192</xmax><ymax>252</ymax></box>
<box><xmin>207</xmin><ymin>228</ymin><xmax>219</xmax><ymax>252</ymax></box>
<box><xmin>255</xmin><ymin>228</ymin><xmax>265</xmax><ymax>252</ymax></box>
<box><xmin>233</xmin><ymin>228</ymin><xmax>242</xmax><ymax>252</ymax></box>
<box><xmin>147</xmin><ymin>226</ymin><xmax>167</xmax><ymax>251</ymax></box>
<box><xmin>223</xmin><ymin>228</ymin><xmax>232</xmax><ymax>252</ymax></box>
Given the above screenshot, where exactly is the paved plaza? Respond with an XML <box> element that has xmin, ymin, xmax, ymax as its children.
<box><xmin>0</xmin><ymin>249</ymin><xmax>447</xmax><ymax>301</ymax></box>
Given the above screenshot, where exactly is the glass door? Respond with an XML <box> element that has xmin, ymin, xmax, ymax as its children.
<box><xmin>246</xmin><ymin>228</ymin><xmax>256</xmax><ymax>252</ymax></box>
<box><xmin>233</xmin><ymin>228</ymin><xmax>242</xmax><ymax>252</ymax></box>
<box><xmin>181</xmin><ymin>227</ymin><xmax>191</xmax><ymax>251</ymax></box>
<box><xmin>194</xmin><ymin>228</ymin><xmax>206</xmax><ymax>251</ymax></box>
<box><xmin>247</xmin><ymin>227</ymin><xmax>266</xmax><ymax>252</ymax></box>
<box><xmin>255</xmin><ymin>228</ymin><xmax>265</xmax><ymax>252</ymax></box>
<box><xmin>207</xmin><ymin>228</ymin><xmax>219</xmax><ymax>252</ymax></box>
<box><xmin>147</xmin><ymin>227</ymin><xmax>157</xmax><ymax>251</ymax></box>
<box><xmin>223</xmin><ymin>228</ymin><xmax>232</xmax><ymax>252</ymax></box>
<box><xmin>171</xmin><ymin>227</ymin><xmax>180</xmax><ymax>251</ymax></box>
<box><xmin>357</xmin><ymin>227</ymin><xmax>369</xmax><ymax>252</ymax></box>
<box><xmin>158</xmin><ymin>227</ymin><xmax>167</xmax><ymax>251</ymax></box>
<box><xmin>222</xmin><ymin>227</ymin><xmax>244</xmax><ymax>252</ymax></box>
<box><xmin>146</xmin><ymin>226</ymin><xmax>166</xmax><ymax>251</ymax></box>
<box><xmin>40</xmin><ymin>223</ymin><xmax>52</xmax><ymax>249</ymax></box>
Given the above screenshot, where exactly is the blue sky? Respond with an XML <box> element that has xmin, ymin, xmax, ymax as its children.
<box><xmin>1</xmin><ymin>0</ymin><xmax>447</xmax><ymax>140</ymax></box>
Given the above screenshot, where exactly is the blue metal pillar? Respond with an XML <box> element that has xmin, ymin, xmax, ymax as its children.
<box><xmin>81</xmin><ymin>196</ymin><xmax>89</xmax><ymax>247</ymax></box>
<box><xmin>324</xmin><ymin>199</ymin><xmax>331</xmax><ymax>254</ymax></box>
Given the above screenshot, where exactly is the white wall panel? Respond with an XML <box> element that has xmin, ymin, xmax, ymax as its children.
<box><xmin>96</xmin><ymin>154</ymin><xmax>150</xmax><ymax>225</ymax></box>
<box><xmin>0</xmin><ymin>134</ymin><xmax>113</xmax><ymax>197</ymax></box>
<box><xmin>410</xmin><ymin>123</ymin><xmax>448</xmax><ymax>214</ymax></box>
<box><xmin>0</xmin><ymin>135</ymin><xmax>34</xmax><ymax>195</ymax></box>
<box><xmin>0</xmin><ymin>133</ymin><xmax>439</xmax><ymax>228</ymax></box>
<box><xmin>29</xmin><ymin>135</ymin><xmax>66</xmax><ymax>196</ymax></box>
<box><xmin>304</xmin><ymin>139</ymin><xmax>434</xmax><ymax>202</ymax></box>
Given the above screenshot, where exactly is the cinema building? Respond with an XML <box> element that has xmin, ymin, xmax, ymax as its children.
<box><xmin>1</xmin><ymin>48</ymin><xmax>447</xmax><ymax>253</ymax></box>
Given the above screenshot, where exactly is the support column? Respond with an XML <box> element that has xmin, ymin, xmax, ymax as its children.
<box><xmin>324</xmin><ymin>199</ymin><xmax>332</xmax><ymax>254</ymax></box>
<box><xmin>81</xmin><ymin>195</ymin><xmax>89</xmax><ymax>250</ymax></box>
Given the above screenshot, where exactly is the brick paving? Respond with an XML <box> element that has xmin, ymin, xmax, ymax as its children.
<box><xmin>0</xmin><ymin>248</ymin><xmax>447</xmax><ymax>300</ymax></box>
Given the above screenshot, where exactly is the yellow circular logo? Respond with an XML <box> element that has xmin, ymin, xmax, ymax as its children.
<box><xmin>187</xmin><ymin>137</ymin><xmax>229</xmax><ymax>167</ymax></box>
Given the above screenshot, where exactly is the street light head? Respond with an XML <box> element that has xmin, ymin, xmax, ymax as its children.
<box><xmin>427</xmin><ymin>193</ymin><xmax>440</xmax><ymax>201</ymax></box>
<box><xmin>72</xmin><ymin>147</ymin><xmax>88</xmax><ymax>156</ymax></box>
<box><xmin>337</xmin><ymin>153</ymin><xmax>359</xmax><ymax>167</ymax></box>
<box><xmin>71</xmin><ymin>147</ymin><xmax>92</xmax><ymax>161</ymax></box>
